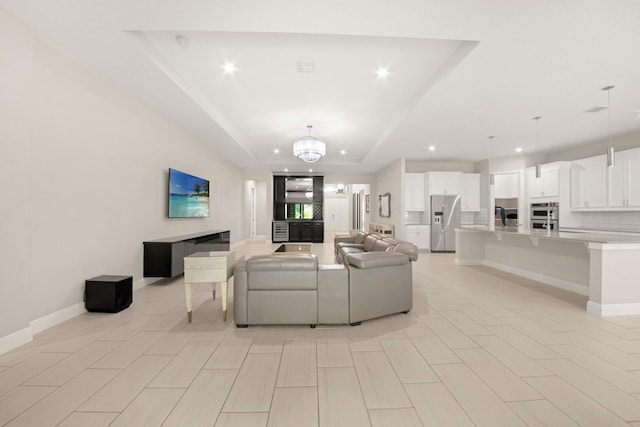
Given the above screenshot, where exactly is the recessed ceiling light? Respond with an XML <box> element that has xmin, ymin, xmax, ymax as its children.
<box><xmin>222</xmin><ymin>62</ymin><xmax>236</xmax><ymax>74</ymax></box>
<box><xmin>515</xmin><ymin>147</ymin><xmax>523</xmax><ymax>153</ymax></box>
<box><xmin>340</xmin><ymin>149</ymin><xmax>347</xmax><ymax>155</ymax></box>
<box><xmin>376</xmin><ymin>67</ymin><xmax>389</xmax><ymax>79</ymax></box>
<box><xmin>427</xmin><ymin>145</ymin><xmax>436</xmax><ymax>152</ymax></box>
<box><xmin>308</xmin><ymin>169</ymin><xmax>313</xmax><ymax>173</ymax></box>
<box><xmin>273</xmin><ymin>148</ymin><xmax>280</xmax><ymax>154</ymax></box>
<box><xmin>284</xmin><ymin>168</ymin><xmax>288</xmax><ymax>172</ymax></box>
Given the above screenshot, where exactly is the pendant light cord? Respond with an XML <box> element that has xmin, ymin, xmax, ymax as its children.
<box><xmin>607</xmin><ymin>88</ymin><xmax>612</xmax><ymax>149</ymax></box>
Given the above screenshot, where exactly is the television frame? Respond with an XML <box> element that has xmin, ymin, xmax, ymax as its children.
<box><xmin>168</xmin><ymin>168</ymin><xmax>210</xmax><ymax>218</ymax></box>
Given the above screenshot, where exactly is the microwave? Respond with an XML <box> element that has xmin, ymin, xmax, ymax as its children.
<box><xmin>530</xmin><ymin>202</ymin><xmax>559</xmax><ymax>220</ymax></box>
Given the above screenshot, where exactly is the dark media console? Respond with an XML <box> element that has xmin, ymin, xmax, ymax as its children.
<box><xmin>143</xmin><ymin>230</ymin><xmax>230</xmax><ymax>278</ymax></box>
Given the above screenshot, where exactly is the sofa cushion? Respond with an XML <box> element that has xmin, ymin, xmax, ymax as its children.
<box><xmin>362</xmin><ymin>234</ymin><xmax>381</xmax><ymax>252</ymax></box>
<box><xmin>246</xmin><ymin>254</ymin><xmax>318</xmax><ymax>271</ymax></box>
<box><xmin>246</xmin><ymin>254</ymin><xmax>318</xmax><ymax>291</ymax></box>
<box><xmin>336</xmin><ymin>242</ymin><xmax>364</xmax><ymax>250</ymax></box>
<box><xmin>340</xmin><ymin>246</ymin><xmax>364</xmax><ymax>258</ymax></box>
<box><xmin>353</xmin><ymin>231</ymin><xmax>368</xmax><ymax>244</ymax></box>
<box><xmin>372</xmin><ymin>238</ymin><xmax>396</xmax><ymax>252</ymax></box>
<box><xmin>345</xmin><ymin>252</ymin><xmax>410</xmax><ymax>269</ymax></box>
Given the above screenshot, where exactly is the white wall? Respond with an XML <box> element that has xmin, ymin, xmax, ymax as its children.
<box><xmin>372</xmin><ymin>158</ymin><xmax>404</xmax><ymax>237</ymax></box>
<box><xmin>0</xmin><ymin>10</ymin><xmax>243</xmax><ymax>350</ymax></box>
<box><xmin>546</xmin><ymin>129</ymin><xmax>640</xmax><ymax>163</ymax></box>
<box><xmin>405</xmin><ymin>161</ymin><xmax>475</xmax><ymax>173</ymax></box>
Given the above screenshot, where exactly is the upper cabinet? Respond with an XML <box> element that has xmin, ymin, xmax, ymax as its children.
<box><xmin>405</xmin><ymin>173</ymin><xmax>425</xmax><ymax>211</ymax></box>
<box><xmin>527</xmin><ymin>166</ymin><xmax>559</xmax><ymax>199</ymax></box>
<box><xmin>460</xmin><ymin>173</ymin><xmax>481</xmax><ymax>211</ymax></box>
<box><xmin>570</xmin><ymin>155</ymin><xmax>607</xmax><ymax>210</ymax></box>
<box><xmin>426</xmin><ymin>171</ymin><xmax>462</xmax><ymax>196</ymax></box>
<box><xmin>494</xmin><ymin>172</ymin><xmax>519</xmax><ymax>199</ymax></box>
<box><xmin>608</xmin><ymin>148</ymin><xmax>640</xmax><ymax>209</ymax></box>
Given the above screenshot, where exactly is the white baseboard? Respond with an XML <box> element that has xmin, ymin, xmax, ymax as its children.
<box><xmin>1</xmin><ymin>302</ymin><xmax>88</xmax><ymax>355</ymax></box>
<box><xmin>482</xmin><ymin>260</ymin><xmax>589</xmax><ymax>296</ymax></box>
<box><xmin>0</xmin><ymin>327</ymin><xmax>33</xmax><ymax>355</ymax></box>
<box><xmin>587</xmin><ymin>301</ymin><xmax>640</xmax><ymax>316</ymax></box>
<box><xmin>29</xmin><ymin>302</ymin><xmax>86</xmax><ymax>335</ymax></box>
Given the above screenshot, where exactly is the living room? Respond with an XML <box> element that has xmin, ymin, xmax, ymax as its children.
<box><xmin>2</xmin><ymin>2</ymin><xmax>640</xmax><ymax>426</ymax></box>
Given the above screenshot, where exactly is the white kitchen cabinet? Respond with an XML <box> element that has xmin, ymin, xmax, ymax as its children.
<box><xmin>406</xmin><ymin>225</ymin><xmax>430</xmax><ymax>251</ymax></box>
<box><xmin>527</xmin><ymin>166</ymin><xmax>559</xmax><ymax>198</ymax></box>
<box><xmin>571</xmin><ymin>155</ymin><xmax>607</xmax><ymax>210</ymax></box>
<box><xmin>493</xmin><ymin>172</ymin><xmax>519</xmax><ymax>199</ymax></box>
<box><xmin>425</xmin><ymin>171</ymin><xmax>462</xmax><ymax>214</ymax></box>
<box><xmin>461</xmin><ymin>173</ymin><xmax>481</xmax><ymax>211</ymax></box>
<box><xmin>608</xmin><ymin>148</ymin><xmax>640</xmax><ymax>209</ymax></box>
<box><xmin>405</xmin><ymin>173</ymin><xmax>425</xmax><ymax>211</ymax></box>
<box><xmin>426</xmin><ymin>171</ymin><xmax>462</xmax><ymax>196</ymax></box>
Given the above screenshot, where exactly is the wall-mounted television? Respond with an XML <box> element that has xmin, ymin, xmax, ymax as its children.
<box><xmin>168</xmin><ymin>168</ymin><xmax>210</xmax><ymax>218</ymax></box>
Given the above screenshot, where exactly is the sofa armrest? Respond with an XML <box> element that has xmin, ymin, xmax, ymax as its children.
<box><xmin>391</xmin><ymin>241</ymin><xmax>419</xmax><ymax>261</ymax></box>
<box><xmin>334</xmin><ymin>235</ymin><xmax>355</xmax><ymax>244</ymax></box>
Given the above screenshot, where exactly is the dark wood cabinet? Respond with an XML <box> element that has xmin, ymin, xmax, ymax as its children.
<box><xmin>287</xmin><ymin>221</ymin><xmax>323</xmax><ymax>243</ymax></box>
<box><xmin>143</xmin><ymin>230</ymin><xmax>230</xmax><ymax>277</ymax></box>
<box><xmin>313</xmin><ymin>176</ymin><xmax>324</xmax><ymax>203</ymax></box>
<box><xmin>288</xmin><ymin>222</ymin><xmax>302</xmax><ymax>241</ymax></box>
<box><xmin>273</xmin><ymin>175</ymin><xmax>324</xmax><ymax>243</ymax></box>
<box><xmin>312</xmin><ymin>221</ymin><xmax>324</xmax><ymax>243</ymax></box>
<box><xmin>273</xmin><ymin>176</ymin><xmax>286</xmax><ymax>203</ymax></box>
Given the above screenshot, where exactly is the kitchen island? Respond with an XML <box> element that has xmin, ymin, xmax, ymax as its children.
<box><xmin>455</xmin><ymin>226</ymin><xmax>640</xmax><ymax>316</ymax></box>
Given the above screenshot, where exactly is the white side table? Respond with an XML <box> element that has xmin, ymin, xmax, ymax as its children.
<box><xmin>184</xmin><ymin>251</ymin><xmax>235</xmax><ymax>322</ymax></box>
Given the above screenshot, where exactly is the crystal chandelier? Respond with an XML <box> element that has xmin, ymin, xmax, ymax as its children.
<box><xmin>293</xmin><ymin>125</ymin><xmax>326</xmax><ymax>163</ymax></box>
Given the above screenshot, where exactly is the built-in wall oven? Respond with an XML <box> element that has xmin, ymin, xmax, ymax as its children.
<box><xmin>530</xmin><ymin>202</ymin><xmax>559</xmax><ymax>231</ymax></box>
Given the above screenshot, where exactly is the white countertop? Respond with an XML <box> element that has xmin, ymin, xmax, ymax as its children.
<box><xmin>457</xmin><ymin>225</ymin><xmax>640</xmax><ymax>244</ymax></box>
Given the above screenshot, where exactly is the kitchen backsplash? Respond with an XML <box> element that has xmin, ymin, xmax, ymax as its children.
<box><xmin>404</xmin><ymin>211</ymin><xmax>424</xmax><ymax>225</ymax></box>
<box><xmin>577</xmin><ymin>211</ymin><xmax>640</xmax><ymax>232</ymax></box>
<box><xmin>462</xmin><ymin>209</ymin><xmax>488</xmax><ymax>225</ymax></box>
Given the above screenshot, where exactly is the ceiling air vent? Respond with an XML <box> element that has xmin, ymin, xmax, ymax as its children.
<box><xmin>298</xmin><ymin>61</ymin><xmax>315</xmax><ymax>73</ymax></box>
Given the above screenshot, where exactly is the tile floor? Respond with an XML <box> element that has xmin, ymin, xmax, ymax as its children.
<box><xmin>2</xmin><ymin>236</ymin><xmax>640</xmax><ymax>426</ymax></box>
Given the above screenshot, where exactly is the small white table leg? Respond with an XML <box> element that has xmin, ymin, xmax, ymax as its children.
<box><xmin>221</xmin><ymin>280</ymin><xmax>228</xmax><ymax>321</ymax></box>
<box><xmin>185</xmin><ymin>282</ymin><xmax>193</xmax><ymax>323</ymax></box>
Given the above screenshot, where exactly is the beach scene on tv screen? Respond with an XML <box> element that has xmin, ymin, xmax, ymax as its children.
<box><xmin>169</xmin><ymin>169</ymin><xmax>210</xmax><ymax>217</ymax></box>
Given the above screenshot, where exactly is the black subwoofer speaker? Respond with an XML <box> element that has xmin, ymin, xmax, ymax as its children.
<box><xmin>85</xmin><ymin>275</ymin><xmax>132</xmax><ymax>313</ymax></box>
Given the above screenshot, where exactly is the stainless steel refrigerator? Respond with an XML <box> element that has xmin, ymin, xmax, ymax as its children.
<box><xmin>430</xmin><ymin>194</ymin><xmax>461</xmax><ymax>252</ymax></box>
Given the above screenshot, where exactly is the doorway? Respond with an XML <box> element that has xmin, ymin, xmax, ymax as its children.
<box><xmin>325</xmin><ymin>196</ymin><xmax>349</xmax><ymax>234</ymax></box>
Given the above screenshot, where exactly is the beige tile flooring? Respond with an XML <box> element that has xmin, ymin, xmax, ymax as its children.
<box><xmin>2</xmin><ymin>236</ymin><xmax>640</xmax><ymax>426</ymax></box>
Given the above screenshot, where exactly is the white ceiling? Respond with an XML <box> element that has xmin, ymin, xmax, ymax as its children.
<box><xmin>2</xmin><ymin>0</ymin><xmax>640</xmax><ymax>174</ymax></box>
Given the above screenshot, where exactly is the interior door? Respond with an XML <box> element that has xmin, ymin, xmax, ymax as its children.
<box><xmin>325</xmin><ymin>197</ymin><xmax>349</xmax><ymax>234</ymax></box>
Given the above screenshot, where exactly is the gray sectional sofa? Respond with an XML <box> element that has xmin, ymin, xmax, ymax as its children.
<box><xmin>334</xmin><ymin>231</ymin><xmax>418</xmax><ymax>264</ymax></box>
<box><xmin>233</xmin><ymin>235</ymin><xmax>418</xmax><ymax>327</ymax></box>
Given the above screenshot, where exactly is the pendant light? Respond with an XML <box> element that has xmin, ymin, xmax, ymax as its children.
<box><xmin>533</xmin><ymin>116</ymin><xmax>542</xmax><ymax>178</ymax></box>
<box><xmin>603</xmin><ymin>85</ymin><xmax>615</xmax><ymax>167</ymax></box>
<box><xmin>488</xmin><ymin>135</ymin><xmax>495</xmax><ymax>185</ymax></box>
<box><xmin>293</xmin><ymin>125</ymin><xmax>326</xmax><ymax>163</ymax></box>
